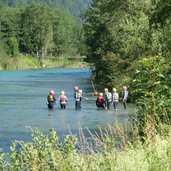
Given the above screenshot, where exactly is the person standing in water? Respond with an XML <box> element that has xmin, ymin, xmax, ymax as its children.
<box><xmin>47</xmin><ymin>90</ymin><xmax>56</xmax><ymax>109</ymax></box>
<box><xmin>59</xmin><ymin>91</ymin><xmax>68</xmax><ymax>109</ymax></box>
<box><xmin>122</xmin><ymin>86</ymin><xmax>128</xmax><ymax>109</ymax></box>
<box><xmin>96</xmin><ymin>93</ymin><xmax>105</xmax><ymax>109</ymax></box>
<box><xmin>112</xmin><ymin>88</ymin><xmax>119</xmax><ymax>110</ymax></box>
<box><xmin>73</xmin><ymin>86</ymin><xmax>81</xmax><ymax>110</ymax></box>
<box><xmin>79</xmin><ymin>89</ymin><xmax>83</xmax><ymax>108</ymax></box>
<box><xmin>78</xmin><ymin>89</ymin><xmax>89</xmax><ymax>108</ymax></box>
<box><xmin>104</xmin><ymin>88</ymin><xmax>112</xmax><ymax>109</ymax></box>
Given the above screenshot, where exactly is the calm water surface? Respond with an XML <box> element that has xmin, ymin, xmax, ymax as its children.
<box><xmin>0</xmin><ymin>68</ymin><xmax>135</xmax><ymax>152</ymax></box>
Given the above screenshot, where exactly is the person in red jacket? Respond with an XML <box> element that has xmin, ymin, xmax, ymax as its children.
<box><xmin>96</xmin><ymin>93</ymin><xmax>105</xmax><ymax>109</ymax></box>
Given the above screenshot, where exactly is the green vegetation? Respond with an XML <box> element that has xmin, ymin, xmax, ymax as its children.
<box><xmin>82</xmin><ymin>0</ymin><xmax>171</xmax><ymax>90</ymax></box>
<box><xmin>0</xmin><ymin>2</ymin><xmax>88</xmax><ymax>70</ymax></box>
<box><xmin>1</xmin><ymin>55</ymin><xmax>88</xmax><ymax>70</ymax></box>
<box><xmin>39</xmin><ymin>56</ymin><xmax>88</xmax><ymax>69</ymax></box>
<box><xmin>0</xmin><ymin>0</ymin><xmax>92</xmax><ymax>23</ymax></box>
<box><xmin>1</xmin><ymin>125</ymin><xmax>171</xmax><ymax>170</ymax></box>
<box><xmin>131</xmin><ymin>56</ymin><xmax>171</xmax><ymax>139</ymax></box>
<box><xmin>82</xmin><ymin>0</ymin><xmax>171</xmax><ymax>141</ymax></box>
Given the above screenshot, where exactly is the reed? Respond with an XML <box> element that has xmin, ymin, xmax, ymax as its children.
<box><xmin>1</xmin><ymin>119</ymin><xmax>171</xmax><ymax>170</ymax></box>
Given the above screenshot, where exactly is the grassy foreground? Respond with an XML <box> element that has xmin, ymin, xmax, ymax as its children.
<box><xmin>0</xmin><ymin>54</ymin><xmax>89</xmax><ymax>70</ymax></box>
<box><xmin>1</xmin><ymin>125</ymin><xmax>171</xmax><ymax>171</ymax></box>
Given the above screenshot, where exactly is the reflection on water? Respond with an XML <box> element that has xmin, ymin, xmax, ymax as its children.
<box><xmin>0</xmin><ymin>68</ymin><xmax>135</xmax><ymax>152</ymax></box>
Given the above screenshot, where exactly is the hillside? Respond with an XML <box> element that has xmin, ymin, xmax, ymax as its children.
<box><xmin>0</xmin><ymin>0</ymin><xmax>92</xmax><ymax>22</ymax></box>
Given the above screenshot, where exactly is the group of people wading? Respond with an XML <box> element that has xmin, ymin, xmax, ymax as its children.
<box><xmin>96</xmin><ymin>86</ymin><xmax>128</xmax><ymax>110</ymax></box>
<box><xmin>47</xmin><ymin>86</ymin><xmax>128</xmax><ymax>110</ymax></box>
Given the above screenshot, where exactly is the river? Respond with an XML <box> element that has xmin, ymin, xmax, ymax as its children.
<box><xmin>0</xmin><ymin>68</ymin><xmax>135</xmax><ymax>152</ymax></box>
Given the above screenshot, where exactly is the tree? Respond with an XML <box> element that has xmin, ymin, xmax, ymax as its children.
<box><xmin>0</xmin><ymin>4</ymin><xmax>20</xmax><ymax>57</ymax></box>
<box><xmin>149</xmin><ymin>0</ymin><xmax>171</xmax><ymax>61</ymax></box>
<box><xmin>0</xmin><ymin>32</ymin><xmax>8</xmax><ymax>68</ymax></box>
<box><xmin>83</xmin><ymin>0</ymin><xmax>152</xmax><ymax>88</ymax></box>
<box><xmin>0</xmin><ymin>0</ymin><xmax>92</xmax><ymax>23</ymax></box>
<box><xmin>20</xmin><ymin>3</ymin><xmax>53</xmax><ymax>61</ymax></box>
<box><xmin>50</xmin><ymin>8</ymin><xmax>78</xmax><ymax>56</ymax></box>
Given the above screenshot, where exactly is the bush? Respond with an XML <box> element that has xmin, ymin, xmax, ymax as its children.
<box><xmin>131</xmin><ymin>56</ymin><xmax>171</xmax><ymax>138</ymax></box>
<box><xmin>1</xmin><ymin>124</ymin><xmax>171</xmax><ymax>170</ymax></box>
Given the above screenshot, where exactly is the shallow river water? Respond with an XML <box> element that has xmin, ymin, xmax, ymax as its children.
<box><xmin>0</xmin><ymin>68</ymin><xmax>135</xmax><ymax>152</ymax></box>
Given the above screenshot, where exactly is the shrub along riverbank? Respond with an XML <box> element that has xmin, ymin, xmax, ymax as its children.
<box><xmin>1</xmin><ymin>125</ymin><xmax>171</xmax><ymax>170</ymax></box>
<box><xmin>0</xmin><ymin>54</ymin><xmax>89</xmax><ymax>70</ymax></box>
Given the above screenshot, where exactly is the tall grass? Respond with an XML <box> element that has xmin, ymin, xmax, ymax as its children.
<box><xmin>0</xmin><ymin>54</ymin><xmax>89</xmax><ymax>70</ymax></box>
<box><xmin>1</xmin><ymin>122</ymin><xmax>171</xmax><ymax>171</ymax></box>
<box><xmin>2</xmin><ymin>55</ymin><xmax>41</xmax><ymax>70</ymax></box>
<box><xmin>42</xmin><ymin>57</ymin><xmax>88</xmax><ymax>68</ymax></box>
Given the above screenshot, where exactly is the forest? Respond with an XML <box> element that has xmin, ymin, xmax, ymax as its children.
<box><xmin>0</xmin><ymin>0</ymin><xmax>91</xmax><ymax>22</ymax></box>
<box><xmin>82</xmin><ymin>0</ymin><xmax>171</xmax><ymax>89</ymax></box>
<box><xmin>0</xmin><ymin>1</ymin><xmax>90</xmax><ymax>69</ymax></box>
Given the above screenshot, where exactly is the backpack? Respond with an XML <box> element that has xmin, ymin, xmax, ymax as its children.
<box><xmin>48</xmin><ymin>95</ymin><xmax>54</xmax><ymax>102</ymax></box>
<box><xmin>60</xmin><ymin>95</ymin><xmax>66</xmax><ymax>102</ymax></box>
<box><xmin>75</xmin><ymin>92</ymin><xmax>81</xmax><ymax>101</ymax></box>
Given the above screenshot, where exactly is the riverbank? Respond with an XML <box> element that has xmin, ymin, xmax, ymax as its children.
<box><xmin>0</xmin><ymin>54</ymin><xmax>89</xmax><ymax>70</ymax></box>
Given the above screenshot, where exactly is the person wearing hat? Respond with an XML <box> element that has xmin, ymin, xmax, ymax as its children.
<box><xmin>104</xmin><ymin>88</ymin><xmax>112</xmax><ymax>109</ymax></box>
<box><xmin>47</xmin><ymin>90</ymin><xmax>56</xmax><ymax>109</ymax></box>
<box><xmin>59</xmin><ymin>90</ymin><xmax>68</xmax><ymax>109</ymax></box>
<box><xmin>122</xmin><ymin>86</ymin><xmax>128</xmax><ymax>109</ymax></box>
<box><xmin>96</xmin><ymin>93</ymin><xmax>105</xmax><ymax>109</ymax></box>
<box><xmin>74</xmin><ymin>88</ymin><xmax>82</xmax><ymax>110</ymax></box>
<box><xmin>112</xmin><ymin>88</ymin><xmax>119</xmax><ymax>110</ymax></box>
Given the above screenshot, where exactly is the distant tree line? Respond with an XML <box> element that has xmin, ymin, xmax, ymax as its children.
<box><xmin>0</xmin><ymin>0</ymin><xmax>92</xmax><ymax>23</ymax></box>
<box><xmin>0</xmin><ymin>3</ymin><xmax>82</xmax><ymax>63</ymax></box>
<box><xmin>82</xmin><ymin>0</ymin><xmax>171</xmax><ymax>90</ymax></box>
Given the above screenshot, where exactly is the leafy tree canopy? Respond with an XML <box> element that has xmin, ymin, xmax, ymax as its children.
<box><xmin>0</xmin><ymin>0</ymin><xmax>92</xmax><ymax>23</ymax></box>
<box><xmin>82</xmin><ymin>0</ymin><xmax>171</xmax><ymax>90</ymax></box>
<box><xmin>0</xmin><ymin>3</ymin><xmax>80</xmax><ymax>62</ymax></box>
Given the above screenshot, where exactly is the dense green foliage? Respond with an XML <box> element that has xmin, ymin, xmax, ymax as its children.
<box><xmin>131</xmin><ymin>56</ymin><xmax>171</xmax><ymax>138</ymax></box>
<box><xmin>0</xmin><ymin>3</ymin><xmax>83</xmax><ymax>68</ymax></box>
<box><xmin>1</xmin><ymin>127</ymin><xmax>171</xmax><ymax>170</ymax></box>
<box><xmin>82</xmin><ymin>0</ymin><xmax>171</xmax><ymax>138</ymax></box>
<box><xmin>0</xmin><ymin>0</ymin><xmax>92</xmax><ymax>23</ymax></box>
<box><xmin>82</xmin><ymin>0</ymin><xmax>171</xmax><ymax>90</ymax></box>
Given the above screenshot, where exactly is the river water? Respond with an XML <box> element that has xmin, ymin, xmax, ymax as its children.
<box><xmin>0</xmin><ymin>68</ymin><xmax>135</xmax><ymax>152</ymax></box>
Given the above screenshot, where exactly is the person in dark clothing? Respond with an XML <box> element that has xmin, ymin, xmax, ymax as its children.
<box><xmin>47</xmin><ymin>90</ymin><xmax>56</xmax><ymax>109</ymax></box>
